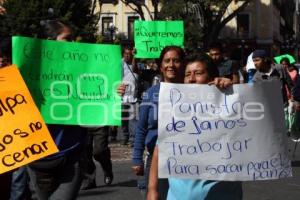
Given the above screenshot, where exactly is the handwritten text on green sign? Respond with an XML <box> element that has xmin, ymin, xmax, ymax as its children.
<box><xmin>134</xmin><ymin>21</ymin><xmax>184</xmax><ymax>58</ymax></box>
<box><xmin>13</xmin><ymin>36</ymin><xmax>122</xmax><ymax>125</ymax></box>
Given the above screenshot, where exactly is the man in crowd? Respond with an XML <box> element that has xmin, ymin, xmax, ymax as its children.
<box><xmin>252</xmin><ymin>49</ymin><xmax>294</xmax><ymax>106</ymax></box>
<box><xmin>121</xmin><ymin>46</ymin><xmax>139</xmax><ymax>146</ymax></box>
<box><xmin>80</xmin><ymin>127</ymin><xmax>114</xmax><ymax>190</ymax></box>
<box><xmin>208</xmin><ymin>42</ymin><xmax>240</xmax><ymax>84</ymax></box>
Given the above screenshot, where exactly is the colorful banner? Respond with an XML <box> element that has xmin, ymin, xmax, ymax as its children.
<box><xmin>134</xmin><ymin>21</ymin><xmax>184</xmax><ymax>58</ymax></box>
<box><xmin>0</xmin><ymin>65</ymin><xmax>58</xmax><ymax>174</ymax></box>
<box><xmin>158</xmin><ymin>82</ymin><xmax>292</xmax><ymax>181</ymax></box>
<box><xmin>13</xmin><ymin>36</ymin><xmax>122</xmax><ymax>125</ymax></box>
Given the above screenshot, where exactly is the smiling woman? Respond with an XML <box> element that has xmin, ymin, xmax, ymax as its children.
<box><xmin>132</xmin><ymin>46</ymin><xmax>186</xmax><ymax>199</ymax></box>
<box><xmin>158</xmin><ymin>46</ymin><xmax>185</xmax><ymax>83</ymax></box>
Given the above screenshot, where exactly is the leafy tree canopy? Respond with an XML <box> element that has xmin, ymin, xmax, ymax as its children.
<box><xmin>0</xmin><ymin>0</ymin><xmax>100</xmax><ymax>41</ymax></box>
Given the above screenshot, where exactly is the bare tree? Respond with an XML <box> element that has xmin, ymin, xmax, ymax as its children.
<box><xmin>120</xmin><ymin>0</ymin><xmax>160</xmax><ymax>20</ymax></box>
<box><xmin>160</xmin><ymin>0</ymin><xmax>251</xmax><ymax>49</ymax></box>
<box><xmin>92</xmin><ymin>0</ymin><xmax>103</xmax><ymax>30</ymax></box>
<box><xmin>203</xmin><ymin>0</ymin><xmax>251</xmax><ymax>46</ymax></box>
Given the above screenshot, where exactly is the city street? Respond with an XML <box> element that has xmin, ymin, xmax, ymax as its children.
<box><xmin>78</xmin><ymin>139</ymin><xmax>300</xmax><ymax>200</ymax></box>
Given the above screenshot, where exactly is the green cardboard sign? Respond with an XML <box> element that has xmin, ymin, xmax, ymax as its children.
<box><xmin>13</xmin><ymin>36</ymin><xmax>122</xmax><ymax>126</ymax></box>
<box><xmin>134</xmin><ymin>21</ymin><xmax>184</xmax><ymax>58</ymax></box>
<box><xmin>274</xmin><ymin>54</ymin><xmax>296</xmax><ymax>64</ymax></box>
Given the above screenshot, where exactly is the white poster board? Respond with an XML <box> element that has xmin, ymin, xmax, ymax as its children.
<box><xmin>158</xmin><ymin>81</ymin><xmax>292</xmax><ymax>181</ymax></box>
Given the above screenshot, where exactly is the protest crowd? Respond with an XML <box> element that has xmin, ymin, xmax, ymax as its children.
<box><xmin>0</xmin><ymin>3</ymin><xmax>300</xmax><ymax>200</ymax></box>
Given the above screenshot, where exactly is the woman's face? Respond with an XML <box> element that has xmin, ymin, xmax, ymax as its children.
<box><xmin>160</xmin><ymin>50</ymin><xmax>184</xmax><ymax>83</ymax></box>
<box><xmin>184</xmin><ymin>61</ymin><xmax>210</xmax><ymax>84</ymax></box>
<box><xmin>56</xmin><ymin>27</ymin><xmax>72</xmax><ymax>41</ymax></box>
<box><xmin>281</xmin><ymin>60</ymin><xmax>290</xmax><ymax>70</ymax></box>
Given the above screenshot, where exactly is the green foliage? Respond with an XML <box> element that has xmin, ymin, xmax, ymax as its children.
<box><xmin>0</xmin><ymin>0</ymin><xmax>99</xmax><ymax>41</ymax></box>
<box><xmin>95</xmin><ymin>34</ymin><xmax>105</xmax><ymax>44</ymax></box>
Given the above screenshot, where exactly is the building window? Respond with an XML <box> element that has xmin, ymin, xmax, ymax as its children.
<box><xmin>102</xmin><ymin>17</ymin><xmax>113</xmax><ymax>37</ymax></box>
<box><xmin>237</xmin><ymin>14</ymin><xmax>250</xmax><ymax>38</ymax></box>
<box><xmin>128</xmin><ymin>16</ymin><xmax>139</xmax><ymax>40</ymax></box>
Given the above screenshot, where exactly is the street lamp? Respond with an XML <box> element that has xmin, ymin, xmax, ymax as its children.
<box><xmin>238</xmin><ymin>39</ymin><xmax>248</xmax><ymax>64</ymax></box>
<box><xmin>107</xmin><ymin>22</ymin><xmax>116</xmax><ymax>43</ymax></box>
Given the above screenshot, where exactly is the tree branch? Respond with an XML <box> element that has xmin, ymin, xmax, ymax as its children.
<box><xmin>93</xmin><ymin>0</ymin><xmax>102</xmax><ymax>29</ymax></box>
<box><xmin>120</xmin><ymin>0</ymin><xmax>145</xmax><ymax>19</ymax></box>
<box><xmin>91</xmin><ymin>0</ymin><xmax>95</xmax><ymax>13</ymax></box>
<box><xmin>204</xmin><ymin>0</ymin><xmax>251</xmax><ymax>46</ymax></box>
<box><xmin>212</xmin><ymin>0</ymin><xmax>232</xmax><ymax>26</ymax></box>
<box><xmin>120</xmin><ymin>0</ymin><xmax>139</xmax><ymax>13</ymax></box>
<box><xmin>151</xmin><ymin>0</ymin><xmax>159</xmax><ymax>20</ymax></box>
<box><xmin>220</xmin><ymin>0</ymin><xmax>251</xmax><ymax>27</ymax></box>
<box><xmin>142</xmin><ymin>4</ymin><xmax>154</xmax><ymax>20</ymax></box>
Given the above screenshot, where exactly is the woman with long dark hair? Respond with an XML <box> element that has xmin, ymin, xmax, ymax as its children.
<box><xmin>131</xmin><ymin>46</ymin><xmax>186</xmax><ymax>199</ymax></box>
<box><xmin>26</xmin><ymin>20</ymin><xmax>86</xmax><ymax>200</ymax></box>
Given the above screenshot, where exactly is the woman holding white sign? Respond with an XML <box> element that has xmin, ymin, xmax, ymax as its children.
<box><xmin>131</xmin><ymin>45</ymin><xmax>186</xmax><ymax>199</ymax></box>
<box><xmin>147</xmin><ymin>53</ymin><xmax>242</xmax><ymax>200</ymax></box>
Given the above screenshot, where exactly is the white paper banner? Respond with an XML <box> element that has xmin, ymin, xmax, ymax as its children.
<box><xmin>158</xmin><ymin>81</ymin><xmax>292</xmax><ymax>181</ymax></box>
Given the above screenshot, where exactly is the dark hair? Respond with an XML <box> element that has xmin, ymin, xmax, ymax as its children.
<box><xmin>157</xmin><ymin>46</ymin><xmax>185</xmax><ymax>67</ymax></box>
<box><xmin>0</xmin><ymin>37</ymin><xmax>12</xmax><ymax>61</ymax></box>
<box><xmin>41</xmin><ymin>20</ymin><xmax>73</xmax><ymax>40</ymax></box>
<box><xmin>280</xmin><ymin>57</ymin><xmax>291</xmax><ymax>65</ymax></box>
<box><xmin>122</xmin><ymin>46</ymin><xmax>133</xmax><ymax>55</ymax></box>
<box><xmin>185</xmin><ymin>53</ymin><xmax>219</xmax><ymax>79</ymax></box>
<box><xmin>208</xmin><ymin>42</ymin><xmax>223</xmax><ymax>52</ymax></box>
<box><xmin>280</xmin><ymin>57</ymin><xmax>298</xmax><ymax>72</ymax></box>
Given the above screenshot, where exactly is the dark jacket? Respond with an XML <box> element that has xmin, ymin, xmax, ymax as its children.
<box><xmin>132</xmin><ymin>84</ymin><xmax>160</xmax><ymax>165</ymax></box>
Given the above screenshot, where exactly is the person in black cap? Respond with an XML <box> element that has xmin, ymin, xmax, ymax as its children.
<box><xmin>252</xmin><ymin>49</ymin><xmax>294</xmax><ymax>106</ymax></box>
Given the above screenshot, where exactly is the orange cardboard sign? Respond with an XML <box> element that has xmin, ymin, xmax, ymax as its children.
<box><xmin>0</xmin><ymin>65</ymin><xmax>58</xmax><ymax>174</ymax></box>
